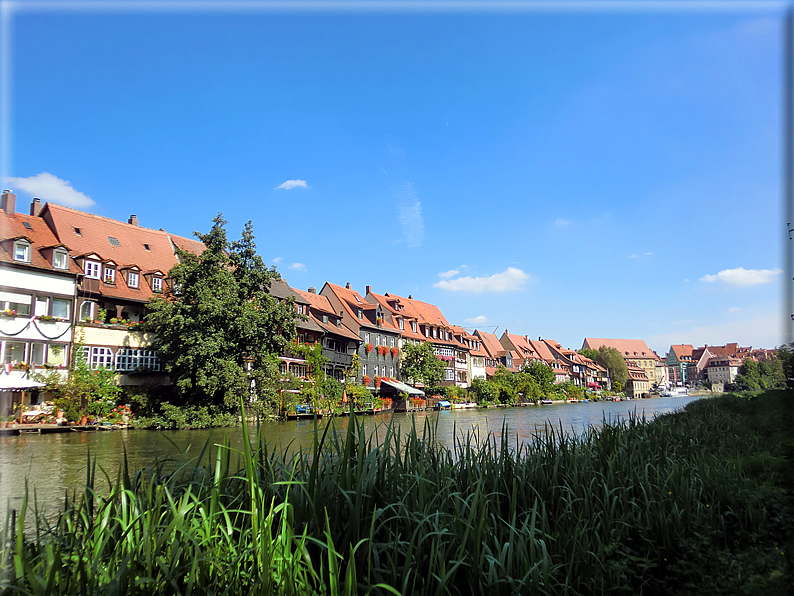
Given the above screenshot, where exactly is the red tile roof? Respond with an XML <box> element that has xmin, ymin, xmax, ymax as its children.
<box><xmin>582</xmin><ymin>338</ymin><xmax>658</xmax><ymax>361</ymax></box>
<box><xmin>0</xmin><ymin>210</ymin><xmax>81</xmax><ymax>275</ymax></box>
<box><xmin>292</xmin><ymin>287</ymin><xmax>361</xmax><ymax>341</ymax></box>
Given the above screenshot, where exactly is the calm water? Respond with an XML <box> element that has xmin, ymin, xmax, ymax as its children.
<box><xmin>0</xmin><ymin>395</ymin><xmax>702</xmax><ymax>513</ymax></box>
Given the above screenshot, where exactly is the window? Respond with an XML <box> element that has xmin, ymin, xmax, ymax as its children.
<box><xmin>104</xmin><ymin>268</ymin><xmax>116</xmax><ymax>284</ymax></box>
<box><xmin>143</xmin><ymin>243</ymin><xmax>150</xmax><ymax>251</ymax></box>
<box><xmin>83</xmin><ymin>347</ymin><xmax>113</xmax><ymax>369</ymax></box>
<box><xmin>412</xmin><ymin>322</ymin><xmax>417</xmax><ymax>333</ymax></box>
<box><xmin>53</xmin><ymin>250</ymin><xmax>68</xmax><ymax>269</ymax></box>
<box><xmin>23</xmin><ymin>221</ymin><xmax>32</xmax><ymax>230</ymax></box>
<box><xmin>362</xmin><ymin>364</ymin><xmax>367</xmax><ymax>377</ymax></box>
<box><xmin>357</xmin><ymin>308</ymin><xmax>363</xmax><ymax>319</ymax></box>
<box><xmin>445</xmin><ymin>369</ymin><xmax>454</xmax><ymax>381</ymax></box>
<box><xmin>108</xmin><ymin>237</ymin><xmax>121</xmax><ymax>247</ymax></box>
<box><xmin>390</xmin><ymin>366</ymin><xmax>394</xmax><ymax>377</ymax></box>
<box><xmin>115</xmin><ymin>349</ymin><xmax>161</xmax><ymax>372</ymax></box>
<box><xmin>336</xmin><ymin>317</ymin><xmax>341</xmax><ymax>328</ymax></box>
<box><xmin>432</xmin><ymin>328</ymin><xmax>437</xmax><ymax>339</ymax></box>
<box><xmin>151</xmin><ymin>277</ymin><xmax>163</xmax><ymax>293</ymax></box>
<box><xmin>3</xmin><ymin>341</ymin><xmax>25</xmax><ymax>364</ymax></box>
<box><xmin>47</xmin><ymin>344</ymin><xmax>67</xmax><ymax>367</ymax></box>
<box><xmin>127</xmin><ymin>272</ymin><xmax>139</xmax><ymax>288</ymax></box>
<box><xmin>31</xmin><ymin>343</ymin><xmax>46</xmax><ymax>365</ymax></box>
<box><xmin>35</xmin><ymin>298</ymin><xmax>49</xmax><ymax>316</ymax></box>
<box><xmin>373</xmin><ymin>365</ymin><xmax>379</xmax><ymax>376</ymax></box>
<box><xmin>13</xmin><ymin>241</ymin><xmax>30</xmax><ymax>263</ymax></box>
<box><xmin>73</xmin><ymin>227</ymin><xmax>82</xmax><ymax>236</ymax></box>
<box><xmin>84</xmin><ymin>260</ymin><xmax>101</xmax><ymax>279</ymax></box>
<box><xmin>399</xmin><ymin>319</ymin><xmax>404</xmax><ymax>330</ymax></box>
<box><xmin>79</xmin><ymin>301</ymin><xmax>95</xmax><ymax>321</ymax></box>
<box><xmin>322</xmin><ymin>314</ymin><xmax>328</xmax><ymax>323</ymax></box>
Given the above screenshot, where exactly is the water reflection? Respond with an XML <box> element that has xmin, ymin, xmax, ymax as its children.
<box><xmin>0</xmin><ymin>395</ymin><xmax>702</xmax><ymax>513</ymax></box>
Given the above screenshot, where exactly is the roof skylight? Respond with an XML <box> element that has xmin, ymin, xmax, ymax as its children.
<box><xmin>108</xmin><ymin>237</ymin><xmax>121</xmax><ymax>247</ymax></box>
<box><xmin>74</xmin><ymin>227</ymin><xmax>81</xmax><ymax>236</ymax></box>
<box><xmin>23</xmin><ymin>221</ymin><xmax>32</xmax><ymax>230</ymax></box>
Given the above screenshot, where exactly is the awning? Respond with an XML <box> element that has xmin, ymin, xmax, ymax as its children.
<box><xmin>438</xmin><ymin>400</ymin><xmax>451</xmax><ymax>407</ymax></box>
<box><xmin>381</xmin><ymin>379</ymin><xmax>425</xmax><ymax>396</ymax></box>
<box><xmin>0</xmin><ymin>375</ymin><xmax>45</xmax><ymax>391</ymax></box>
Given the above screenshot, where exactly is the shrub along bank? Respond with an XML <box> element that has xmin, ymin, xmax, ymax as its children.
<box><xmin>1</xmin><ymin>391</ymin><xmax>792</xmax><ymax>595</ymax></box>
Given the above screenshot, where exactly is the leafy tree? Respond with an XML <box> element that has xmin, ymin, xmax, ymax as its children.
<box><xmin>35</xmin><ymin>337</ymin><xmax>121</xmax><ymax>421</ymax></box>
<box><xmin>400</xmin><ymin>341</ymin><xmax>446</xmax><ymax>388</ymax></box>
<box><xmin>469</xmin><ymin>377</ymin><xmax>498</xmax><ymax>404</ymax></box>
<box><xmin>513</xmin><ymin>370</ymin><xmax>541</xmax><ymax>402</ymax></box>
<box><xmin>145</xmin><ymin>215</ymin><xmax>299</xmax><ymax>409</ymax></box>
<box><xmin>521</xmin><ymin>360</ymin><xmax>556</xmax><ymax>393</ymax></box>
<box><xmin>581</xmin><ymin>346</ymin><xmax>628</xmax><ymax>387</ymax></box>
<box><xmin>734</xmin><ymin>359</ymin><xmax>762</xmax><ymax>392</ymax></box>
<box><xmin>490</xmin><ymin>365</ymin><xmax>517</xmax><ymax>404</ymax></box>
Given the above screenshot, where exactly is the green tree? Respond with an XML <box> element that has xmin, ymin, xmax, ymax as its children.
<box><xmin>400</xmin><ymin>341</ymin><xmax>447</xmax><ymax>388</ymax></box>
<box><xmin>522</xmin><ymin>360</ymin><xmax>556</xmax><ymax>394</ymax></box>
<box><xmin>734</xmin><ymin>359</ymin><xmax>762</xmax><ymax>392</ymax></box>
<box><xmin>35</xmin><ymin>337</ymin><xmax>121</xmax><ymax>421</ymax></box>
<box><xmin>469</xmin><ymin>377</ymin><xmax>498</xmax><ymax>404</ymax></box>
<box><xmin>490</xmin><ymin>365</ymin><xmax>517</xmax><ymax>404</ymax></box>
<box><xmin>145</xmin><ymin>215</ymin><xmax>299</xmax><ymax>409</ymax></box>
<box><xmin>581</xmin><ymin>346</ymin><xmax>628</xmax><ymax>387</ymax></box>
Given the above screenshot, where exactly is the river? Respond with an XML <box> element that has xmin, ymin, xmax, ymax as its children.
<box><xmin>0</xmin><ymin>395</ymin><xmax>703</xmax><ymax>515</ymax></box>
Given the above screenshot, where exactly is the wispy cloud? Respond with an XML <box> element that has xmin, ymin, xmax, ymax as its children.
<box><xmin>629</xmin><ymin>252</ymin><xmax>654</xmax><ymax>259</ymax></box>
<box><xmin>700</xmin><ymin>267</ymin><xmax>782</xmax><ymax>287</ymax></box>
<box><xmin>728</xmin><ymin>307</ymin><xmax>742</xmax><ymax>312</ymax></box>
<box><xmin>395</xmin><ymin>183</ymin><xmax>424</xmax><ymax>248</ymax></box>
<box><xmin>438</xmin><ymin>269</ymin><xmax>459</xmax><ymax>279</ymax></box>
<box><xmin>5</xmin><ymin>172</ymin><xmax>94</xmax><ymax>208</ymax></box>
<box><xmin>275</xmin><ymin>179</ymin><xmax>308</xmax><ymax>190</ymax></box>
<box><xmin>272</xmin><ymin>257</ymin><xmax>282</xmax><ymax>263</ymax></box>
<box><xmin>289</xmin><ymin>262</ymin><xmax>306</xmax><ymax>271</ymax></box>
<box><xmin>465</xmin><ymin>315</ymin><xmax>489</xmax><ymax>325</ymax></box>
<box><xmin>554</xmin><ymin>219</ymin><xmax>569</xmax><ymax>227</ymax></box>
<box><xmin>433</xmin><ymin>267</ymin><xmax>530</xmax><ymax>293</ymax></box>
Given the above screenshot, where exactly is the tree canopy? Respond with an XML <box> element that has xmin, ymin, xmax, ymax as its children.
<box><xmin>145</xmin><ymin>215</ymin><xmax>299</xmax><ymax>408</ymax></box>
<box><xmin>580</xmin><ymin>346</ymin><xmax>627</xmax><ymax>387</ymax></box>
<box><xmin>399</xmin><ymin>341</ymin><xmax>447</xmax><ymax>389</ymax></box>
<box><xmin>733</xmin><ymin>356</ymin><xmax>786</xmax><ymax>392</ymax></box>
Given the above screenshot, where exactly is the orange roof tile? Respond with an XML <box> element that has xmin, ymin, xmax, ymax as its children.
<box><xmin>0</xmin><ymin>210</ymin><xmax>81</xmax><ymax>275</ymax></box>
<box><xmin>582</xmin><ymin>338</ymin><xmax>658</xmax><ymax>360</ymax></box>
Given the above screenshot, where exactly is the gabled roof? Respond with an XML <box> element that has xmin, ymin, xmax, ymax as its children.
<box><xmin>291</xmin><ymin>287</ymin><xmax>361</xmax><ymax>342</ymax></box>
<box><xmin>167</xmin><ymin>232</ymin><xmax>207</xmax><ymax>257</ymax></box>
<box><xmin>0</xmin><ymin>210</ymin><xmax>81</xmax><ymax>275</ymax></box>
<box><xmin>475</xmin><ymin>330</ymin><xmax>505</xmax><ymax>359</ymax></box>
<box><xmin>582</xmin><ymin>338</ymin><xmax>658</xmax><ymax>360</ymax></box>
<box><xmin>669</xmin><ymin>344</ymin><xmax>694</xmax><ymax>360</ymax></box>
<box><xmin>383</xmin><ymin>293</ymin><xmax>450</xmax><ymax>328</ymax></box>
<box><xmin>43</xmin><ymin>203</ymin><xmax>182</xmax><ymax>275</ymax></box>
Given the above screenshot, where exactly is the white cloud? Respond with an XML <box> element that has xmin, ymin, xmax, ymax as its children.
<box><xmin>5</xmin><ymin>172</ymin><xmax>94</xmax><ymax>208</ymax></box>
<box><xmin>275</xmin><ymin>179</ymin><xmax>308</xmax><ymax>190</ymax></box>
<box><xmin>289</xmin><ymin>262</ymin><xmax>306</xmax><ymax>271</ymax></box>
<box><xmin>554</xmin><ymin>219</ymin><xmax>570</xmax><ymax>227</ymax></box>
<box><xmin>272</xmin><ymin>257</ymin><xmax>282</xmax><ymax>263</ymax></box>
<box><xmin>395</xmin><ymin>183</ymin><xmax>424</xmax><ymax>248</ymax></box>
<box><xmin>728</xmin><ymin>307</ymin><xmax>742</xmax><ymax>313</ymax></box>
<box><xmin>433</xmin><ymin>267</ymin><xmax>530</xmax><ymax>293</ymax></box>
<box><xmin>465</xmin><ymin>315</ymin><xmax>489</xmax><ymax>325</ymax></box>
<box><xmin>438</xmin><ymin>269</ymin><xmax>459</xmax><ymax>279</ymax></box>
<box><xmin>700</xmin><ymin>267</ymin><xmax>782</xmax><ymax>287</ymax></box>
<box><xmin>630</xmin><ymin>252</ymin><xmax>653</xmax><ymax>259</ymax></box>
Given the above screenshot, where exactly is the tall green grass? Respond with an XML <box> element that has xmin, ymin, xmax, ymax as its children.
<box><xmin>2</xmin><ymin>392</ymin><xmax>792</xmax><ymax>595</ymax></box>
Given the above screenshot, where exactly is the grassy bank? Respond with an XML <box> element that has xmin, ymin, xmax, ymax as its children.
<box><xmin>1</xmin><ymin>391</ymin><xmax>792</xmax><ymax>595</ymax></box>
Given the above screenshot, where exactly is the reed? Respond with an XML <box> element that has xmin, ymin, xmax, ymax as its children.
<box><xmin>1</xmin><ymin>391</ymin><xmax>791</xmax><ymax>595</ymax></box>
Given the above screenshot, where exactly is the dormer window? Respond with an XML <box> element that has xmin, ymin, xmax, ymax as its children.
<box><xmin>104</xmin><ymin>267</ymin><xmax>116</xmax><ymax>284</ymax></box>
<box><xmin>53</xmin><ymin>249</ymin><xmax>68</xmax><ymax>270</ymax></box>
<box><xmin>13</xmin><ymin>240</ymin><xmax>30</xmax><ymax>263</ymax></box>
<box><xmin>127</xmin><ymin>271</ymin><xmax>139</xmax><ymax>288</ymax></box>
<box><xmin>357</xmin><ymin>308</ymin><xmax>363</xmax><ymax>319</ymax></box>
<box><xmin>399</xmin><ymin>319</ymin><xmax>404</xmax><ymax>330</ymax></box>
<box><xmin>151</xmin><ymin>277</ymin><xmax>163</xmax><ymax>293</ymax></box>
<box><xmin>336</xmin><ymin>317</ymin><xmax>341</xmax><ymax>328</ymax></box>
<box><xmin>322</xmin><ymin>314</ymin><xmax>328</xmax><ymax>324</ymax></box>
<box><xmin>84</xmin><ymin>260</ymin><xmax>101</xmax><ymax>279</ymax></box>
<box><xmin>412</xmin><ymin>321</ymin><xmax>417</xmax><ymax>333</ymax></box>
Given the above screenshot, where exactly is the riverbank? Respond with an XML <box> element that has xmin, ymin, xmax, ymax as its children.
<box><xmin>1</xmin><ymin>391</ymin><xmax>791</xmax><ymax>595</ymax></box>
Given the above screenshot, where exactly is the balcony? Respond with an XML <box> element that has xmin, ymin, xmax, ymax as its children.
<box><xmin>322</xmin><ymin>348</ymin><xmax>353</xmax><ymax>367</ymax></box>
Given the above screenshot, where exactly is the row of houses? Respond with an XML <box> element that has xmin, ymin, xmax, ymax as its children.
<box><xmin>0</xmin><ymin>191</ymin><xmax>775</xmax><ymax>412</ymax></box>
<box><xmin>665</xmin><ymin>343</ymin><xmax>775</xmax><ymax>389</ymax></box>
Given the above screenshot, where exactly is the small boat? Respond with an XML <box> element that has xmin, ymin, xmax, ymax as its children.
<box><xmin>435</xmin><ymin>400</ymin><xmax>452</xmax><ymax>411</ymax></box>
<box><xmin>566</xmin><ymin>398</ymin><xmax>580</xmax><ymax>404</ymax></box>
<box><xmin>540</xmin><ymin>399</ymin><xmax>554</xmax><ymax>405</ymax></box>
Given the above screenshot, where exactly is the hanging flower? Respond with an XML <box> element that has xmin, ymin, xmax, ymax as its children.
<box><xmin>374</xmin><ymin>375</ymin><xmax>382</xmax><ymax>388</ymax></box>
<box><xmin>365</xmin><ymin>343</ymin><xmax>373</xmax><ymax>354</ymax></box>
<box><xmin>362</xmin><ymin>375</ymin><xmax>371</xmax><ymax>386</ymax></box>
<box><xmin>391</xmin><ymin>346</ymin><xmax>399</xmax><ymax>358</ymax></box>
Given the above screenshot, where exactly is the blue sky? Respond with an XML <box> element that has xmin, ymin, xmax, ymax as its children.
<box><xmin>1</xmin><ymin>2</ymin><xmax>786</xmax><ymax>354</ymax></box>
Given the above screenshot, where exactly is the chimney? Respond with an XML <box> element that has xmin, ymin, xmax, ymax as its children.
<box><xmin>308</xmin><ymin>286</ymin><xmax>316</xmax><ymax>294</ymax></box>
<box><xmin>365</xmin><ymin>285</ymin><xmax>371</xmax><ymax>295</ymax></box>
<box><xmin>30</xmin><ymin>197</ymin><xmax>42</xmax><ymax>216</ymax></box>
<box><xmin>128</xmin><ymin>214</ymin><xmax>139</xmax><ymax>226</ymax></box>
<box><xmin>345</xmin><ymin>282</ymin><xmax>351</xmax><ymax>289</ymax></box>
<box><xmin>408</xmin><ymin>294</ymin><xmax>412</xmax><ymax>299</ymax></box>
<box><xmin>1</xmin><ymin>190</ymin><xmax>16</xmax><ymax>215</ymax></box>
